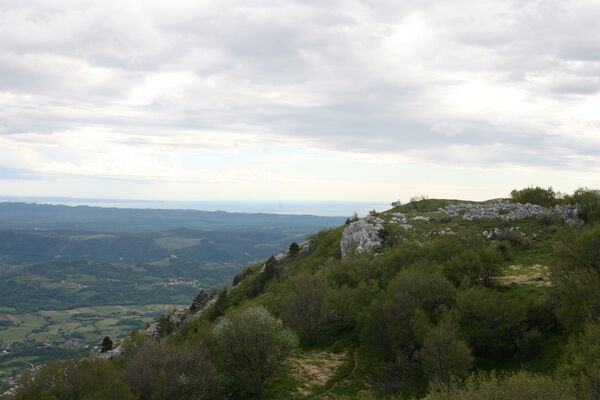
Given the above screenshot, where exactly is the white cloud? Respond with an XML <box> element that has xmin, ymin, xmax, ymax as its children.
<box><xmin>1</xmin><ymin>0</ymin><xmax>600</xmax><ymax>201</ymax></box>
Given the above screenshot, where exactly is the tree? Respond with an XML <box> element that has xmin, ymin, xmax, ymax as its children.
<box><xmin>124</xmin><ymin>341</ymin><xmax>220</xmax><ymax>400</ymax></box>
<box><xmin>371</xmin><ymin>358</ymin><xmax>417</xmax><ymax>400</ymax></box>
<box><xmin>12</xmin><ymin>358</ymin><xmax>135</xmax><ymax>400</ymax></box>
<box><xmin>361</xmin><ymin>268</ymin><xmax>455</xmax><ymax>359</ymax></box>
<box><xmin>289</xmin><ymin>242</ymin><xmax>300</xmax><ymax>255</ymax></box>
<box><xmin>558</xmin><ymin>320</ymin><xmax>600</xmax><ymax>397</ymax></box>
<box><xmin>208</xmin><ymin>287</ymin><xmax>229</xmax><ymax>321</ymax></box>
<box><xmin>213</xmin><ymin>306</ymin><xmax>298</xmax><ymax>398</ymax></box>
<box><xmin>443</xmin><ymin>247</ymin><xmax>502</xmax><ymax>287</ymax></box>
<box><xmin>553</xmin><ymin>224</ymin><xmax>600</xmax><ymax>331</ymax></box>
<box><xmin>281</xmin><ymin>272</ymin><xmax>328</xmax><ymax>343</ymax></box>
<box><xmin>571</xmin><ymin>187</ymin><xmax>600</xmax><ymax>224</ymax></box>
<box><xmin>190</xmin><ymin>290</ymin><xmax>209</xmax><ymax>312</ymax></box>
<box><xmin>100</xmin><ymin>336</ymin><xmax>113</xmax><ymax>353</ymax></box>
<box><xmin>456</xmin><ymin>288</ymin><xmax>526</xmax><ymax>357</ymax></box>
<box><xmin>510</xmin><ymin>186</ymin><xmax>557</xmax><ymax>207</ymax></box>
<box><xmin>421</xmin><ymin>315</ymin><xmax>473</xmax><ymax>390</ymax></box>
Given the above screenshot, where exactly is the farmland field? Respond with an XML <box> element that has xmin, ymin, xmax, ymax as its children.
<box><xmin>0</xmin><ymin>303</ymin><xmax>186</xmax><ymax>382</ymax></box>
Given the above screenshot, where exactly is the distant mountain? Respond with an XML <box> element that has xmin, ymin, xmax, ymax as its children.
<box><xmin>0</xmin><ymin>202</ymin><xmax>347</xmax><ymax>233</ymax></box>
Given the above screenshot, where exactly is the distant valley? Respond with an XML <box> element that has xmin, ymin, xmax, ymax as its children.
<box><xmin>0</xmin><ymin>202</ymin><xmax>345</xmax><ymax>383</ymax></box>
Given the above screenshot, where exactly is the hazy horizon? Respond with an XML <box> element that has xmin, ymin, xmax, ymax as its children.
<box><xmin>0</xmin><ymin>195</ymin><xmax>391</xmax><ymax>217</ymax></box>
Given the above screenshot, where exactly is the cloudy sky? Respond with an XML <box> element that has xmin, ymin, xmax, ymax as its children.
<box><xmin>1</xmin><ymin>0</ymin><xmax>599</xmax><ymax>204</ymax></box>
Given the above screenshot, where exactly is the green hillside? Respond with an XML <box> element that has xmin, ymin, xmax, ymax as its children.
<box><xmin>4</xmin><ymin>187</ymin><xmax>600</xmax><ymax>399</ymax></box>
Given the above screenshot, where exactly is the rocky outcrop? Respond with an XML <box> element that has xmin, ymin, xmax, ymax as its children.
<box><xmin>441</xmin><ymin>200</ymin><xmax>578</xmax><ymax>221</ymax></box>
<box><xmin>340</xmin><ymin>220</ymin><xmax>383</xmax><ymax>258</ymax></box>
<box><xmin>143</xmin><ymin>322</ymin><xmax>160</xmax><ymax>338</ymax></box>
<box><xmin>98</xmin><ymin>345</ymin><xmax>123</xmax><ymax>360</ymax></box>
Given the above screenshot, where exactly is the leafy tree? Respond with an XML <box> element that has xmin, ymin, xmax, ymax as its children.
<box><xmin>421</xmin><ymin>315</ymin><xmax>473</xmax><ymax>389</ymax></box>
<box><xmin>100</xmin><ymin>336</ymin><xmax>113</xmax><ymax>353</ymax></box>
<box><xmin>124</xmin><ymin>340</ymin><xmax>220</xmax><ymax>400</ymax></box>
<box><xmin>289</xmin><ymin>242</ymin><xmax>300</xmax><ymax>255</ymax></box>
<box><xmin>570</xmin><ymin>187</ymin><xmax>600</xmax><ymax>224</ymax></box>
<box><xmin>553</xmin><ymin>224</ymin><xmax>600</xmax><ymax>331</ymax></box>
<box><xmin>213</xmin><ymin>306</ymin><xmax>298</xmax><ymax>398</ymax></box>
<box><xmin>190</xmin><ymin>290</ymin><xmax>209</xmax><ymax>312</ymax></box>
<box><xmin>443</xmin><ymin>247</ymin><xmax>502</xmax><ymax>287</ymax></box>
<box><xmin>12</xmin><ymin>358</ymin><xmax>135</xmax><ymax>400</ymax></box>
<box><xmin>424</xmin><ymin>370</ymin><xmax>575</xmax><ymax>400</ymax></box>
<box><xmin>208</xmin><ymin>287</ymin><xmax>229</xmax><ymax>321</ymax></box>
<box><xmin>325</xmin><ymin>285</ymin><xmax>355</xmax><ymax>328</ymax></box>
<box><xmin>281</xmin><ymin>272</ymin><xmax>328</xmax><ymax>343</ymax></box>
<box><xmin>510</xmin><ymin>186</ymin><xmax>558</xmax><ymax>207</ymax></box>
<box><xmin>361</xmin><ymin>268</ymin><xmax>455</xmax><ymax>359</ymax></box>
<box><xmin>558</xmin><ymin>320</ymin><xmax>600</xmax><ymax>397</ymax></box>
<box><xmin>555</xmin><ymin>269</ymin><xmax>600</xmax><ymax>332</ymax></box>
<box><xmin>371</xmin><ymin>358</ymin><xmax>417</xmax><ymax>400</ymax></box>
<box><xmin>456</xmin><ymin>288</ymin><xmax>526</xmax><ymax>358</ymax></box>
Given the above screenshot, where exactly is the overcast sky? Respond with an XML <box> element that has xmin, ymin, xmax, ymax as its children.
<box><xmin>1</xmin><ymin>0</ymin><xmax>599</xmax><ymax>204</ymax></box>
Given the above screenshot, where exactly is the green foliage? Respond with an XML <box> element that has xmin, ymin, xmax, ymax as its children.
<box><xmin>555</xmin><ymin>269</ymin><xmax>600</xmax><ymax>332</ymax></box>
<box><xmin>10</xmin><ymin>358</ymin><xmax>135</xmax><ymax>400</ymax></box>
<box><xmin>190</xmin><ymin>290</ymin><xmax>209</xmax><ymax>312</ymax></box>
<box><xmin>208</xmin><ymin>287</ymin><xmax>229</xmax><ymax>322</ymax></box>
<box><xmin>442</xmin><ymin>246</ymin><xmax>502</xmax><ymax>287</ymax></box>
<box><xmin>424</xmin><ymin>370</ymin><xmax>575</xmax><ymax>400</ymax></box>
<box><xmin>123</xmin><ymin>340</ymin><xmax>220</xmax><ymax>400</ymax></box>
<box><xmin>558</xmin><ymin>320</ymin><xmax>600</xmax><ymax>397</ymax></box>
<box><xmin>553</xmin><ymin>224</ymin><xmax>600</xmax><ymax>332</ymax></box>
<box><xmin>394</xmin><ymin>196</ymin><xmax>451</xmax><ymax>213</ymax></box>
<box><xmin>213</xmin><ymin>306</ymin><xmax>298</xmax><ymax>398</ymax></box>
<box><xmin>11</xmin><ymin>190</ymin><xmax>600</xmax><ymax>398</ymax></box>
<box><xmin>288</xmin><ymin>242</ymin><xmax>300</xmax><ymax>255</ymax></box>
<box><xmin>456</xmin><ymin>288</ymin><xmax>526</xmax><ymax>358</ymax></box>
<box><xmin>100</xmin><ymin>336</ymin><xmax>113</xmax><ymax>353</ymax></box>
<box><xmin>510</xmin><ymin>186</ymin><xmax>558</xmax><ymax>207</ymax></box>
<box><xmin>421</xmin><ymin>314</ymin><xmax>473</xmax><ymax>389</ymax></box>
<box><xmin>570</xmin><ymin>187</ymin><xmax>600</xmax><ymax>224</ymax></box>
<box><xmin>280</xmin><ymin>272</ymin><xmax>328</xmax><ymax>343</ymax></box>
<box><xmin>371</xmin><ymin>358</ymin><xmax>418</xmax><ymax>399</ymax></box>
<box><xmin>361</xmin><ymin>268</ymin><xmax>455</xmax><ymax>359</ymax></box>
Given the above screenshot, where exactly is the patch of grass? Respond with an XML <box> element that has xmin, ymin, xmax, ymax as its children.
<box><xmin>154</xmin><ymin>237</ymin><xmax>202</xmax><ymax>251</ymax></box>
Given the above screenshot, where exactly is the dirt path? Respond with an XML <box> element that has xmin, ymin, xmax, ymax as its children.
<box><xmin>314</xmin><ymin>347</ymin><xmax>359</xmax><ymax>398</ymax></box>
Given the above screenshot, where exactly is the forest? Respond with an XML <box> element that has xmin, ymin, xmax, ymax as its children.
<box><xmin>3</xmin><ymin>186</ymin><xmax>600</xmax><ymax>399</ymax></box>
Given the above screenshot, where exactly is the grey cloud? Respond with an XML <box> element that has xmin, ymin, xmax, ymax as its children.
<box><xmin>0</xmin><ymin>0</ymin><xmax>599</xmax><ymax>171</ymax></box>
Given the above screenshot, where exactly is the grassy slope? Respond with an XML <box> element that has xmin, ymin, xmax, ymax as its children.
<box><xmin>175</xmin><ymin>198</ymin><xmax>571</xmax><ymax>399</ymax></box>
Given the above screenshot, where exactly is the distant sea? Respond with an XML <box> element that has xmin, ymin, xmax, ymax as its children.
<box><xmin>0</xmin><ymin>196</ymin><xmax>391</xmax><ymax>217</ymax></box>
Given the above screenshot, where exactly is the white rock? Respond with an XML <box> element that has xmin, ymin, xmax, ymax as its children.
<box><xmin>98</xmin><ymin>345</ymin><xmax>123</xmax><ymax>360</ymax></box>
<box><xmin>340</xmin><ymin>220</ymin><xmax>383</xmax><ymax>258</ymax></box>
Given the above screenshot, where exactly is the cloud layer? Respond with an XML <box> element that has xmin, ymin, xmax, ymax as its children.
<box><xmin>1</xmin><ymin>0</ymin><xmax>600</xmax><ymax>200</ymax></box>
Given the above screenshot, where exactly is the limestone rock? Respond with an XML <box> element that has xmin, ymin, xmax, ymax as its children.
<box><xmin>340</xmin><ymin>220</ymin><xmax>383</xmax><ymax>258</ymax></box>
<box><xmin>98</xmin><ymin>345</ymin><xmax>123</xmax><ymax>360</ymax></box>
<box><xmin>143</xmin><ymin>322</ymin><xmax>159</xmax><ymax>338</ymax></box>
<box><xmin>443</xmin><ymin>199</ymin><xmax>579</xmax><ymax>221</ymax></box>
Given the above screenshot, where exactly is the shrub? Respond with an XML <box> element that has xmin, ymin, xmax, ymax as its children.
<box><xmin>510</xmin><ymin>186</ymin><xmax>558</xmax><ymax>207</ymax></box>
<box><xmin>280</xmin><ymin>272</ymin><xmax>328</xmax><ymax>343</ymax></box>
<box><xmin>424</xmin><ymin>370</ymin><xmax>575</xmax><ymax>400</ymax></box>
<box><xmin>361</xmin><ymin>268</ymin><xmax>455</xmax><ymax>358</ymax></box>
<box><xmin>517</xmin><ymin>328</ymin><xmax>542</xmax><ymax>358</ymax></box>
<box><xmin>289</xmin><ymin>242</ymin><xmax>300</xmax><ymax>255</ymax></box>
<box><xmin>13</xmin><ymin>358</ymin><xmax>135</xmax><ymax>400</ymax></box>
<box><xmin>456</xmin><ymin>288</ymin><xmax>526</xmax><ymax>358</ymax></box>
<box><xmin>213</xmin><ymin>306</ymin><xmax>298</xmax><ymax>398</ymax></box>
<box><xmin>124</xmin><ymin>341</ymin><xmax>220</xmax><ymax>400</ymax></box>
<box><xmin>421</xmin><ymin>315</ymin><xmax>473</xmax><ymax>388</ymax></box>
<box><xmin>101</xmin><ymin>336</ymin><xmax>113</xmax><ymax>353</ymax></box>
<box><xmin>571</xmin><ymin>187</ymin><xmax>600</xmax><ymax>224</ymax></box>
<box><xmin>443</xmin><ymin>247</ymin><xmax>503</xmax><ymax>287</ymax></box>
